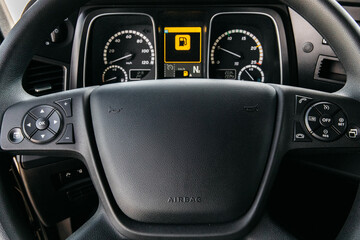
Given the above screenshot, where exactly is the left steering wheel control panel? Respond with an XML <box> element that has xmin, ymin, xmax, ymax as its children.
<box><xmin>22</xmin><ymin>105</ymin><xmax>62</xmax><ymax>143</ymax></box>
<box><xmin>5</xmin><ymin>98</ymin><xmax>74</xmax><ymax>146</ymax></box>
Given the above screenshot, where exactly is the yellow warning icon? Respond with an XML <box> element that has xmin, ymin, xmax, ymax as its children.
<box><xmin>175</xmin><ymin>35</ymin><xmax>191</xmax><ymax>51</ymax></box>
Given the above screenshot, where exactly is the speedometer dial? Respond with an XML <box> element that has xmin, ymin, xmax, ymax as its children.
<box><xmin>209</xmin><ymin>29</ymin><xmax>264</xmax><ymax>81</ymax></box>
<box><xmin>103</xmin><ymin>30</ymin><xmax>155</xmax><ymax>82</ymax></box>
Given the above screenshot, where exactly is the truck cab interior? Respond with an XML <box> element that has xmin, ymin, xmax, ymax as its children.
<box><xmin>0</xmin><ymin>0</ymin><xmax>360</xmax><ymax>239</ymax></box>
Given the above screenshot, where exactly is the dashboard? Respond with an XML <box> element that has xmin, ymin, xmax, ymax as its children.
<box><xmin>4</xmin><ymin>1</ymin><xmax>360</xmax><ymax>238</ymax></box>
<box><xmin>76</xmin><ymin>7</ymin><xmax>285</xmax><ymax>87</ymax></box>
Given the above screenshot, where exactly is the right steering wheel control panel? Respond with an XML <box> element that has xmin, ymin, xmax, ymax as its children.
<box><xmin>294</xmin><ymin>95</ymin><xmax>360</xmax><ymax>142</ymax></box>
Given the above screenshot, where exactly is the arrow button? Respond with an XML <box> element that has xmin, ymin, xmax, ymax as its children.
<box><xmin>48</xmin><ymin>111</ymin><xmax>62</xmax><ymax>133</ymax></box>
<box><xmin>30</xmin><ymin>105</ymin><xmax>53</xmax><ymax>119</ymax></box>
<box><xmin>31</xmin><ymin>129</ymin><xmax>54</xmax><ymax>143</ymax></box>
<box><xmin>22</xmin><ymin>114</ymin><xmax>37</xmax><ymax>138</ymax></box>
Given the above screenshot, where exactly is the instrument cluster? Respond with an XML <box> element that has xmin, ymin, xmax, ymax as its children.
<box><xmin>83</xmin><ymin>9</ymin><xmax>282</xmax><ymax>86</ymax></box>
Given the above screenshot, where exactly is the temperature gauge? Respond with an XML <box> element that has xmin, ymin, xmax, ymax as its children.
<box><xmin>238</xmin><ymin>65</ymin><xmax>264</xmax><ymax>82</ymax></box>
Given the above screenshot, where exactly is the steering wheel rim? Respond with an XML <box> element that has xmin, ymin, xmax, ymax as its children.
<box><xmin>1</xmin><ymin>0</ymin><xmax>360</xmax><ymax>239</ymax></box>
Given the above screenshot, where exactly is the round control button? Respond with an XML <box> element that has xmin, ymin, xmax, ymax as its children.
<box><xmin>8</xmin><ymin>128</ymin><xmax>24</xmax><ymax>144</ymax></box>
<box><xmin>305</xmin><ymin>101</ymin><xmax>347</xmax><ymax>142</ymax></box>
<box><xmin>36</xmin><ymin>118</ymin><xmax>49</xmax><ymax>130</ymax></box>
<box><xmin>22</xmin><ymin>105</ymin><xmax>63</xmax><ymax>144</ymax></box>
<box><xmin>303</xmin><ymin>42</ymin><xmax>314</xmax><ymax>53</ymax></box>
<box><xmin>319</xmin><ymin>114</ymin><xmax>333</xmax><ymax>128</ymax></box>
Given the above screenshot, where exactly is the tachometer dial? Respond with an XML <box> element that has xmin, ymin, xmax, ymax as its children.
<box><xmin>238</xmin><ymin>65</ymin><xmax>264</xmax><ymax>82</ymax></box>
<box><xmin>209</xmin><ymin>29</ymin><xmax>263</xmax><ymax>80</ymax></box>
<box><xmin>102</xmin><ymin>65</ymin><xmax>128</xmax><ymax>83</ymax></box>
<box><xmin>103</xmin><ymin>30</ymin><xmax>155</xmax><ymax>80</ymax></box>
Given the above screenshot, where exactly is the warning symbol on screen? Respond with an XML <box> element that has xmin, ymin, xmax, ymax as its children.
<box><xmin>175</xmin><ymin>35</ymin><xmax>191</xmax><ymax>51</ymax></box>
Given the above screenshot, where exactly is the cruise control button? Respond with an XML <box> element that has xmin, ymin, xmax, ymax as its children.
<box><xmin>23</xmin><ymin>114</ymin><xmax>37</xmax><ymax>137</ymax></box>
<box><xmin>30</xmin><ymin>105</ymin><xmax>54</xmax><ymax>119</ymax></box>
<box><xmin>48</xmin><ymin>111</ymin><xmax>61</xmax><ymax>133</ymax></box>
<box><xmin>314</xmin><ymin>102</ymin><xmax>339</xmax><ymax>116</ymax></box>
<box><xmin>313</xmin><ymin>127</ymin><xmax>339</xmax><ymax>141</ymax></box>
<box><xmin>8</xmin><ymin>128</ymin><xmax>24</xmax><ymax>144</ymax></box>
<box><xmin>319</xmin><ymin>114</ymin><xmax>333</xmax><ymax>128</ymax></box>
<box><xmin>332</xmin><ymin>111</ymin><xmax>347</xmax><ymax>134</ymax></box>
<box><xmin>35</xmin><ymin>118</ymin><xmax>49</xmax><ymax>130</ymax></box>
<box><xmin>55</xmin><ymin>98</ymin><xmax>72</xmax><ymax>117</ymax></box>
<box><xmin>305</xmin><ymin>108</ymin><xmax>321</xmax><ymax>132</ymax></box>
<box><xmin>57</xmin><ymin>124</ymin><xmax>74</xmax><ymax>144</ymax></box>
<box><xmin>31</xmin><ymin>129</ymin><xmax>55</xmax><ymax>143</ymax></box>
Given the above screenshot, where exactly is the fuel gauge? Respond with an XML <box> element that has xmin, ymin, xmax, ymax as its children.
<box><xmin>102</xmin><ymin>65</ymin><xmax>128</xmax><ymax>83</ymax></box>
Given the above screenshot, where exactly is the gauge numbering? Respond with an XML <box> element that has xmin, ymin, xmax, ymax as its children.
<box><xmin>210</xmin><ymin>29</ymin><xmax>265</xmax><ymax>81</ymax></box>
<box><xmin>102</xmin><ymin>30</ymin><xmax>155</xmax><ymax>83</ymax></box>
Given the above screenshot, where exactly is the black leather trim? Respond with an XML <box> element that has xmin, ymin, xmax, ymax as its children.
<box><xmin>68</xmin><ymin>207</ymin><xmax>127</xmax><ymax>240</ymax></box>
<box><xmin>245</xmin><ymin>214</ymin><xmax>296</xmax><ymax>240</ymax></box>
<box><xmin>337</xmin><ymin>185</ymin><xmax>360</xmax><ymax>240</ymax></box>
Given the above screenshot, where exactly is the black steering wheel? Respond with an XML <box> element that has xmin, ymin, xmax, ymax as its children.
<box><xmin>1</xmin><ymin>0</ymin><xmax>360</xmax><ymax>239</ymax></box>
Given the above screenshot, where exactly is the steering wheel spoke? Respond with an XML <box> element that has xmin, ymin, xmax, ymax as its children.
<box><xmin>0</xmin><ymin>87</ymin><xmax>96</xmax><ymax>159</ymax></box>
<box><xmin>274</xmin><ymin>85</ymin><xmax>360</xmax><ymax>152</ymax></box>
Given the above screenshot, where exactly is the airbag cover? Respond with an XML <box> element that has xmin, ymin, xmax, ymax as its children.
<box><xmin>90</xmin><ymin>80</ymin><xmax>276</xmax><ymax>224</ymax></box>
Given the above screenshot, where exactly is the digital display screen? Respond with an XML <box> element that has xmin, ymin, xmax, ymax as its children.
<box><xmin>164</xmin><ymin>27</ymin><xmax>201</xmax><ymax>63</ymax></box>
<box><xmin>163</xmin><ymin>27</ymin><xmax>202</xmax><ymax>78</ymax></box>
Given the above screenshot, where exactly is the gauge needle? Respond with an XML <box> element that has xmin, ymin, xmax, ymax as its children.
<box><xmin>105</xmin><ymin>77</ymin><xmax>117</xmax><ymax>82</ymax></box>
<box><xmin>245</xmin><ymin>70</ymin><xmax>254</xmax><ymax>81</ymax></box>
<box><xmin>218</xmin><ymin>47</ymin><xmax>242</xmax><ymax>59</ymax></box>
<box><xmin>109</xmin><ymin>54</ymin><xmax>133</xmax><ymax>64</ymax></box>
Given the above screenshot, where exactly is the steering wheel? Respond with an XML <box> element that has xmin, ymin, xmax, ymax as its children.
<box><xmin>0</xmin><ymin>0</ymin><xmax>360</xmax><ymax>239</ymax></box>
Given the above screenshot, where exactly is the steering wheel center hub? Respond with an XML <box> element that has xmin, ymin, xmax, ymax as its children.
<box><xmin>90</xmin><ymin>80</ymin><xmax>277</xmax><ymax>224</ymax></box>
